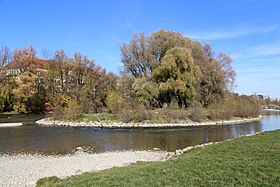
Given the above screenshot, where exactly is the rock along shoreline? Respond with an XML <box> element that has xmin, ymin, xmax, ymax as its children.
<box><xmin>36</xmin><ymin>116</ymin><xmax>262</xmax><ymax>128</ymax></box>
<box><xmin>0</xmin><ymin>123</ymin><xmax>22</xmax><ymax>127</ymax></box>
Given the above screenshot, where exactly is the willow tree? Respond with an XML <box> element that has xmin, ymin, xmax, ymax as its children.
<box><xmin>153</xmin><ymin>47</ymin><xmax>201</xmax><ymax>108</ymax></box>
<box><xmin>120</xmin><ymin>30</ymin><xmax>193</xmax><ymax>78</ymax></box>
<box><xmin>148</xmin><ymin>30</ymin><xmax>192</xmax><ymax>66</ymax></box>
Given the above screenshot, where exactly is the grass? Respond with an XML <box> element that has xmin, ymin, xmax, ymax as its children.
<box><xmin>80</xmin><ymin>113</ymin><xmax>116</xmax><ymax>122</ymax></box>
<box><xmin>37</xmin><ymin>130</ymin><xmax>280</xmax><ymax>187</ymax></box>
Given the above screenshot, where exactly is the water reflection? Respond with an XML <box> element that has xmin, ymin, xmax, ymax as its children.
<box><xmin>0</xmin><ymin>114</ymin><xmax>45</xmax><ymax>125</ymax></box>
<box><xmin>0</xmin><ymin>113</ymin><xmax>279</xmax><ymax>155</ymax></box>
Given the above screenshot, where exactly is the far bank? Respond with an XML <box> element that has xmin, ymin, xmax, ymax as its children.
<box><xmin>36</xmin><ymin>116</ymin><xmax>262</xmax><ymax>128</ymax></box>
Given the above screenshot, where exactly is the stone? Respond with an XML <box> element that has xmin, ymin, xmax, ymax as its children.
<box><xmin>175</xmin><ymin>149</ymin><xmax>183</xmax><ymax>155</ymax></box>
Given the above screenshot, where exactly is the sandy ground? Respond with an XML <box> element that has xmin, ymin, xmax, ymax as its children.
<box><xmin>0</xmin><ymin>150</ymin><xmax>169</xmax><ymax>187</ymax></box>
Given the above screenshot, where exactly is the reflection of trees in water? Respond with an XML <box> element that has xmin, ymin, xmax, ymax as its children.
<box><xmin>262</xmin><ymin>111</ymin><xmax>280</xmax><ymax>116</ymax></box>
<box><xmin>203</xmin><ymin>128</ymin><xmax>209</xmax><ymax>143</ymax></box>
<box><xmin>229</xmin><ymin>122</ymin><xmax>262</xmax><ymax>138</ymax></box>
<box><xmin>204</xmin><ymin>122</ymin><xmax>263</xmax><ymax>143</ymax></box>
<box><xmin>124</xmin><ymin>129</ymin><xmax>206</xmax><ymax>151</ymax></box>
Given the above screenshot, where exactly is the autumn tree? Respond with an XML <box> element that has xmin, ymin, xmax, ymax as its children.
<box><xmin>120</xmin><ymin>33</ymin><xmax>152</xmax><ymax>78</ymax></box>
<box><xmin>12</xmin><ymin>72</ymin><xmax>37</xmax><ymax>113</ymax></box>
<box><xmin>120</xmin><ymin>30</ymin><xmax>236</xmax><ymax>109</ymax></box>
<box><xmin>0</xmin><ymin>46</ymin><xmax>12</xmax><ymax>67</ymax></box>
<box><xmin>133</xmin><ymin>77</ymin><xmax>159</xmax><ymax>107</ymax></box>
<box><xmin>54</xmin><ymin>49</ymin><xmax>68</xmax><ymax>93</ymax></box>
<box><xmin>0</xmin><ymin>46</ymin><xmax>12</xmax><ymax>111</ymax></box>
<box><xmin>192</xmin><ymin>43</ymin><xmax>235</xmax><ymax>106</ymax></box>
<box><xmin>12</xmin><ymin>45</ymin><xmax>37</xmax><ymax>73</ymax></box>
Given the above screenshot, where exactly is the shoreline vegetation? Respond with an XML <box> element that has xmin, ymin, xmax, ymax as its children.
<box><xmin>1</xmin><ymin>30</ymin><xmax>276</xmax><ymax>124</ymax></box>
<box><xmin>36</xmin><ymin>116</ymin><xmax>262</xmax><ymax>128</ymax></box>
<box><xmin>36</xmin><ymin>130</ymin><xmax>280</xmax><ymax>187</ymax></box>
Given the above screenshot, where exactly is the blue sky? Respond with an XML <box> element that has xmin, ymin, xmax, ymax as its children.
<box><xmin>0</xmin><ymin>0</ymin><xmax>280</xmax><ymax>98</ymax></box>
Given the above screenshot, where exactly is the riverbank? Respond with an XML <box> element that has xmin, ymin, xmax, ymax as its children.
<box><xmin>0</xmin><ymin>123</ymin><xmax>22</xmax><ymax>127</ymax></box>
<box><xmin>38</xmin><ymin>130</ymin><xmax>280</xmax><ymax>187</ymax></box>
<box><xmin>0</xmin><ymin>150</ymin><xmax>169</xmax><ymax>187</ymax></box>
<box><xmin>36</xmin><ymin>116</ymin><xmax>262</xmax><ymax>128</ymax></box>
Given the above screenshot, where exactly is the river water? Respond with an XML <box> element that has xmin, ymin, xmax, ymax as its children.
<box><xmin>0</xmin><ymin>112</ymin><xmax>279</xmax><ymax>155</ymax></box>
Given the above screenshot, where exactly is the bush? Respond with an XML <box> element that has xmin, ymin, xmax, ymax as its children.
<box><xmin>208</xmin><ymin>94</ymin><xmax>261</xmax><ymax>120</ymax></box>
<box><xmin>134</xmin><ymin>104</ymin><xmax>151</xmax><ymax>122</ymax></box>
<box><xmin>233</xmin><ymin>96</ymin><xmax>260</xmax><ymax>118</ymax></box>
<box><xmin>208</xmin><ymin>100</ymin><xmax>234</xmax><ymax>121</ymax></box>
<box><xmin>189</xmin><ymin>101</ymin><xmax>204</xmax><ymax>122</ymax></box>
<box><xmin>62</xmin><ymin>99</ymin><xmax>82</xmax><ymax>120</ymax></box>
<box><xmin>115</xmin><ymin>104</ymin><xmax>151</xmax><ymax>123</ymax></box>
<box><xmin>148</xmin><ymin>109</ymin><xmax>189</xmax><ymax>123</ymax></box>
<box><xmin>107</xmin><ymin>91</ymin><xmax>128</xmax><ymax>114</ymax></box>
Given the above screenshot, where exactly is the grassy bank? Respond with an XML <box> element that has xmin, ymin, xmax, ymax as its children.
<box><xmin>37</xmin><ymin>130</ymin><xmax>280</xmax><ymax>187</ymax></box>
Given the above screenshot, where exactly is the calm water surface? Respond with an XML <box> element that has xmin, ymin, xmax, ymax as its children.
<box><xmin>0</xmin><ymin>112</ymin><xmax>279</xmax><ymax>155</ymax></box>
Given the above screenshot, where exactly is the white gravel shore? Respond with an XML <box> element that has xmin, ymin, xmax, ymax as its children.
<box><xmin>36</xmin><ymin>116</ymin><xmax>262</xmax><ymax>128</ymax></box>
<box><xmin>0</xmin><ymin>150</ymin><xmax>169</xmax><ymax>187</ymax></box>
<box><xmin>0</xmin><ymin>123</ymin><xmax>22</xmax><ymax>127</ymax></box>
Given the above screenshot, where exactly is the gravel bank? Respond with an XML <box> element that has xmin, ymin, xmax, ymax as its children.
<box><xmin>36</xmin><ymin>117</ymin><xmax>262</xmax><ymax>128</ymax></box>
<box><xmin>0</xmin><ymin>123</ymin><xmax>22</xmax><ymax>127</ymax></box>
<box><xmin>0</xmin><ymin>150</ymin><xmax>169</xmax><ymax>187</ymax></box>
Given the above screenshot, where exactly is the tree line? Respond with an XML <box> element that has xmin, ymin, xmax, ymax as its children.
<box><xmin>0</xmin><ymin>45</ymin><xmax>116</xmax><ymax>119</ymax></box>
<box><xmin>0</xmin><ymin>30</ymin><xmax>260</xmax><ymax>121</ymax></box>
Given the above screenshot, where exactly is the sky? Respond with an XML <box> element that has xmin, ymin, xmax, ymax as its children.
<box><xmin>0</xmin><ymin>0</ymin><xmax>280</xmax><ymax>98</ymax></box>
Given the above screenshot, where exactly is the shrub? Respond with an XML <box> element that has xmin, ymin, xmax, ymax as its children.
<box><xmin>63</xmin><ymin>99</ymin><xmax>82</xmax><ymax>120</ymax></box>
<box><xmin>208</xmin><ymin>100</ymin><xmax>235</xmax><ymax>121</ymax></box>
<box><xmin>115</xmin><ymin>104</ymin><xmax>151</xmax><ymax>123</ymax></box>
<box><xmin>189</xmin><ymin>101</ymin><xmax>204</xmax><ymax>122</ymax></box>
<box><xmin>134</xmin><ymin>104</ymin><xmax>151</xmax><ymax>122</ymax></box>
<box><xmin>208</xmin><ymin>94</ymin><xmax>261</xmax><ymax>120</ymax></box>
<box><xmin>150</xmin><ymin>109</ymin><xmax>189</xmax><ymax>123</ymax></box>
<box><xmin>107</xmin><ymin>91</ymin><xmax>128</xmax><ymax>114</ymax></box>
<box><xmin>116</xmin><ymin>108</ymin><xmax>135</xmax><ymax>123</ymax></box>
<box><xmin>233</xmin><ymin>96</ymin><xmax>260</xmax><ymax>118</ymax></box>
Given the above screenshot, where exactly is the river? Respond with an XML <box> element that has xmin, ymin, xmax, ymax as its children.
<box><xmin>0</xmin><ymin>111</ymin><xmax>279</xmax><ymax>155</ymax></box>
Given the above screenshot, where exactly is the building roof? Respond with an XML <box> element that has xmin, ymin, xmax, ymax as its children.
<box><xmin>6</xmin><ymin>58</ymin><xmax>48</xmax><ymax>69</ymax></box>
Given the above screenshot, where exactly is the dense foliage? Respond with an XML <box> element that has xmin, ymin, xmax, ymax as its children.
<box><xmin>0</xmin><ymin>30</ymin><xmax>262</xmax><ymax>121</ymax></box>
<box><xmin>120</xmin><ymin>30</ymin><xmax>235</xmax><ymax>108</ymax></box>
<box><xmin>0</xmin><ymin>45</ymin><xmax>116</xmax><ymax>119</ymax></box>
